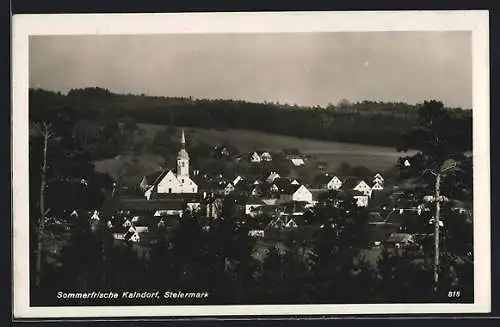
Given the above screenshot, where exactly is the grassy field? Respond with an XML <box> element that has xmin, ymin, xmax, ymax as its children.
<box><xmin>138</xmin><ymin>124</ymin><xmax>411</xmax><ymax>170</ymax></box>
<box><xmin>93</xmin><ymin>123</ymin><xmax>413</xmax><ymax>185</ymax></box>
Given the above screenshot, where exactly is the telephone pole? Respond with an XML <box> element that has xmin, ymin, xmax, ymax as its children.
<box><xmin>433</xmin><ymin>172</ymin><xmax>441</xmax><ymax>290</ymax></box>
<box><xmin>414</xmin><ymin>159</ymin><xmax>457</xmax><ymax>292</ymax></box>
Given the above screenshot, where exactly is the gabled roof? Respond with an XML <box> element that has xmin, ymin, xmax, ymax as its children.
<box><xmin>313</xmin><ymin>174</ymin><xmax>338</xmax><ymax>186</ymax></box>
<box><xmin>281</xmin><ymin>183</ymin><xmax>302</xmax><ymax>195</ymax></box>
<box><xmin>272</xmin><ymin>177</ymin><xmax>293</xmax><ymax>190</ymax></box>
<box><xmin>143</xmin><ymin>169</ymin><xmax>179</xmax><ymax>189</ymax></box>
<box><xmin>290</xmin><ymin>158</ymin><xmax>305</xmax><ymax>166</ymax></box>
<box><xmin>234</xmin><ymin>179</ymin><xmax>253</xmax><ymax>192</ymax></box>
<box><xmin>341</xmin><ymin>176</ymin><xmax>362</xmax><ymax>190</ymax></box>
<box><xmin>266</xmin><ymin>172</ymin><xmax>280</xmax><ymax>182</ymax></box>
<box><xmin>143</xmin><ymin>170</ymin><xmax>166</xmax><ymax>185</ymax></box>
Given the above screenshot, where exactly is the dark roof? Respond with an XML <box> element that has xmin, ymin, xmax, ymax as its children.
<box><xmin>272</xmin><ymin>177</ymin><xmax>293</xmax><ymax>190</ymax></box>
<box><xmin>143</xmin><ymin>170</ymin><xmax>167</xmax><ymax>185</ymax></box>
<box><xmin>341</xmin><ymin>176</ymin><xmax>365</xmax><ymax>190</ymax></box>
<box><xmin>234</xmin><ymin>179</ymin><xmax>253</xmax><ymax>192</ymax></box>
<box><xmin>312</xmin><ymin>174</ymin><xmax>335</xmax><ymax>186</ymax></box>
<box><xmin>281</xmin><ymin>183</ymin><xmax>302</xmax><ymax>195</ymax></box>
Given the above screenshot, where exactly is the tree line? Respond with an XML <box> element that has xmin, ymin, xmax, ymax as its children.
<box><xmin>29</xmin><ymin>87</ymin><xmax>472</xmax><ymax>149</ymax></box>
<box><xmin>33</xmin><ymin>194</ymin><xmax>473</xmax><ymax>306</ymax></box>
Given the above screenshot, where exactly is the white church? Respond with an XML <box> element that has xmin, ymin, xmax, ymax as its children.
<box><xmin>140</xmin><ymin>129</ymin><xmax>198</xmax><ymax>199</ymax></box>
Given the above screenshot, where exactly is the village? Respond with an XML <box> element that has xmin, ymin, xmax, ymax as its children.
<box><xmin>54</xmin><ymin>129</ymin><xmax>471</xmax><ymax>266</ymax></box>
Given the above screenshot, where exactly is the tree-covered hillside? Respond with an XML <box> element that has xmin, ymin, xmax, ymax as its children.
<box><xmin>29</xmin><ymin>87</ymin><xmax>472</xmax><ymax>149</ymax></box>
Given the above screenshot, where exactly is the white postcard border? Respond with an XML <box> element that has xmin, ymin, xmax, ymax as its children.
<box><xmin>12</xmin><ymin>10</ymin><xmax>490</xmax><ymax>318</ymax></box>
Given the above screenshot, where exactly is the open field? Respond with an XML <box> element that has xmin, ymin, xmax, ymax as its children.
<box><xmin>137</xmin><ymin>123</ymin><xmax>413</xmax><ymax>171</ymax></box>
<box><xmin>93</xmin><ymin>123</ymin><xmax>415</xmax><ymax>185</ymax></box>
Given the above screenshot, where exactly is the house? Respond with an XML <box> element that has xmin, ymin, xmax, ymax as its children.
<box><xmin>290</xmin><ymin>158</ymin><xmax>305</xmax><ymax>166</ymax></box>
<box><xmin>372</xmin><ymin>181</ymin><xmax>384</xmax><ymax>191</ymax></box>
<box><xmin>268</xmin><ymin>216</ymin><xmax>299</xmax><ymax>230</ymax></box>
<box><xmin>353</xmin><ymin>180</ymin><xmax>372</xmax><ymax>196</ymax></box>
<box><xmin>248</xmin><ymin>230</ymin><xmax>265</xmax><ymax>237</ymax></box>
<box><xmin>271</xmin><ymin>177</ymin><xmax>295</xmax><ymax>193</ymax></box>
<box><xmin>124</xmin><ymin>226</ymin><xmax>141</xmax><ymax>243</ymax></box>
<box><xmin>374</xmin><ymin>173</ymin><xmax>384</xmax><ymax>183</ymax></box>
<box><xmin>251</xmin><ymin>185</ymin><xmax>263</xmax><ymax>197</ymax></box>
<box><xmin>245</xmin><ymin>198</ymin><xmax>265</xmax><ymax>217</ymax></box>
<box><xmin>261</xmin><ymin>152</ymin><xmax>272</xmax><ymax>162</ymax></box>
<box><xmin>314</xmin><ymin>174</ymin><xmax>343</xmax><ymax>191</ymax></box>
<box><xmin>266</xmin><ymin>171</ymin><xmax>281</xmax><ymax>183</ymax></box>
<box><xmin>352</xmin><ymin>191</ymin><xmax>369</xmax><ymax>207</ymax></box>
<box><xmin>279</xmin><ymin>184</ymin><xmax>313</xmax><ymax>204</ymax></box>
<box><xmin>269</xmin><ymin>184</ymin><xmax>279</xmax><ymax>193</ymax></box>
<box><xmin>233</xmin><ymin>175</ymin><xmax>242</xmax><ymax>186</ymax></box>
<box><xmin>250</xmin><ymin>152</ymin><xmax>262</xmax><ymax>163</ymax></box>
<box><xmin>285</xmin><ymin>218</ymin><xmax>298</xmax><ymax>229</ymax></box>
<box><xmin>90</xmin><ymin>210</ymin><xmax>100</xmax><ymax>221</ymax></box>
<box><xmin>224</xmin><ymin>182</ymin><xmax>235</xmax><ymax>195</ymax></box>
<box><xmin>341</xmin><ymin>177</ymin><xmax>372</xmax><ymax>197</ymax></box>
<box><xmin>141</xmin><ymin>130</ymin><xmax>198</xmax><ymax>198</ymax></box>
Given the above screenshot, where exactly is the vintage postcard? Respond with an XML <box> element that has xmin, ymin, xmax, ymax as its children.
<box><xmin>12</xmin><ymin>11</ymin><xmax>490</xmax><ymax>319</ymax></box>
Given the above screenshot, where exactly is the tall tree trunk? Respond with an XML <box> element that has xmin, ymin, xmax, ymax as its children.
<box><xmin>36</xmin><ymin>125</ymin><xmax>49</xmax><ymax>288</ymax></box>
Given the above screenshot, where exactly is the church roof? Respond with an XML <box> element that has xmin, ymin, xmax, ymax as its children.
<box><xmin>143</xmin><ymin>170</ymin><xmax>165</xmax><ymax>185</ymax></box>
<box><xmin>177</xmin><ymin>129</ymin><xmax>190</xmax><ymax>160</ymax></box>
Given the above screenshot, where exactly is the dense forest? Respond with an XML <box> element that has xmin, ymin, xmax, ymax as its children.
<box><xmin>29</xmin><ymin>87</ymin><xmax>473</xmax><ymax>149</ymax></box>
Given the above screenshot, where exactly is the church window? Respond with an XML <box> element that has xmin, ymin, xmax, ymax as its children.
<box><xmin>182</xmin><ymin>179</ymin><xmax>185</xmax><ymax>183</ymax></box>
<box><xmin>168</xmin><ymin>188</ymin><xmax>172</xmax><ymax>193</ymax></box>
<box><xmin>182</xmin><ymin>162</ymin><xmax>185</xmax><ymax>167</ymax></box>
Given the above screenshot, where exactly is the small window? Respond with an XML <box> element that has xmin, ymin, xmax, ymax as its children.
<box><xmin>168</xmin><ymin>188</ymin><xmax>172</xmax><ymax>193</ymax></box>
<box><xmin>182</xmin><ymin>179</ymin><xmax>184</xmax><ymax>183</ymax></box>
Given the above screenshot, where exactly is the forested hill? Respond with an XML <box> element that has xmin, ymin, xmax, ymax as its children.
<box><xmin>29</xmin><ymin>87</ymin><xmax>472</xmax><ymax>149</ymax></box>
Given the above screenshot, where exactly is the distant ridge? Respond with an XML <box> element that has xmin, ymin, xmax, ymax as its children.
<box><xmin>29</xmin><ymin>87</ymin><xmax>472</xmax><ymax>150</ymax></box>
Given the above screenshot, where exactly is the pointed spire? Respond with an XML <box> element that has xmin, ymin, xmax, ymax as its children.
<box><xmin>180</xmin><ymin>129</ymin><xmax>186</xmax><ymax>147</ymax></box>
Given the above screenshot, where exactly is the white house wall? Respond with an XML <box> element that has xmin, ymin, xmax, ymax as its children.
<box><xmin>292</xmin><ymin>186</ymin><xmax>313</xmax><ymax>203</ymax></box>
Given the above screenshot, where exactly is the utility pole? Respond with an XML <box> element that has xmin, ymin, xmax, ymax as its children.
<box><xmin>410</xmin><ymin>159</ymin><xmax>457</xmax><ymax>293</ymax></box>
<box><xmin>433</xmin><ymin>172</ymin><xmax>441</xmax><ymax>291</ymax></box>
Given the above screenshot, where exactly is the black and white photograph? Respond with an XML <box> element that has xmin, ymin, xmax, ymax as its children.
<box><xmin>12</xmin><ymin>11</ymin><xmax>490</xmax><ymax>318</ymax></box>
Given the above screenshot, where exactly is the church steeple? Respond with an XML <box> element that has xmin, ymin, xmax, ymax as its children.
<box><xmin>180</xmin><ymin>129</ymin><xmax>186</xmax><ymax>148</ymax></box>
<box><xmin>177</xmin><ymin>129</ymin><xmax>189</xmax><ymax>178</ymax></box>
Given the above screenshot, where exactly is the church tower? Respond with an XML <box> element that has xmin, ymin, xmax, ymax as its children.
<box><xmin>177</xmin><ymin>129</ymin><xmax>190</xmax><ymax>178</ymax></box>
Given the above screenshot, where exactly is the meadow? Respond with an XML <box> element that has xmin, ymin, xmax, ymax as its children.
<box><xmin>139</xmin><ymin>123</ymin><xmax>410</xmax><ymax>169</ymax></box>
<box><xmin>93</xmin><ymin>123</ymin><xmax>413</xmax><ymax>185</ymax></box>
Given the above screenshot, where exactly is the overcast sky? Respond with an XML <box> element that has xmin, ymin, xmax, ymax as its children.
<box><xmin>29</xmin><ymin>32</ymin><xmax>472</xmax><ymax>108</ymax></box>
